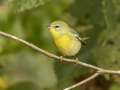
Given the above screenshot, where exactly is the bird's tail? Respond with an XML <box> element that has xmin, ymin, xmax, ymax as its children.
<box><xmin>79</xmin><ymin>37</ymin><xmax>90</xmax><ymax>45</ymax></box>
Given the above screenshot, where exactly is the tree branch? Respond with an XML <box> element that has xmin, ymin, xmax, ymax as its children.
<box><xmin>0</xmin><ymin>31</ymin><xmax>120</xmax><ymax>90</ymax></box>
<box><xmin>64</xmin><ymin>72</ymin><xmax>101</xmax><ymax>90</ymax></box>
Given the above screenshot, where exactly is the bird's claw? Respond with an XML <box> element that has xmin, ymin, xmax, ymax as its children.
<box><xmin>75</xmin><ymin>57</ymin><xmax>79</xmax><ymax>64</ymax></box>
<box><xmin>60</xmin><ymin>56</ymin><xmax>63</xmax><ymax>61</ymax></box>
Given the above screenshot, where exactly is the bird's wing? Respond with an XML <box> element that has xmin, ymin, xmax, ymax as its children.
<box><xmin>69</xmin><ymin>28</ymin><xmax>87</xmax><ymax>45</ymax></box>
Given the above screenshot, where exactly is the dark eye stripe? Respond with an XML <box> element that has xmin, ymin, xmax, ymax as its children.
<box><xmin>54</xmin><ymin>25</ymin><xmax>60</xmax><ymax>29</ymax></box>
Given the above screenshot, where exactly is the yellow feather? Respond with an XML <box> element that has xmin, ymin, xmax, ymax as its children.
<box><xmin>54</xmin><ymin>34</ymin><xmax>71</xmax><ymax>49</ymax></box>
<box><xmin>49</xmin><ymin>28</ymin><xmax>72</xmax><ymax>54</ymax></box>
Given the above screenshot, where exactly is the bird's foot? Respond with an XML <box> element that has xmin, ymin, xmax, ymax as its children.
<box><xmin>75</xmin><ymin>57</ymin><xmax>79</xmax><ymax>64</ymax></box>
<box><xmin>60</xmin><ymin>56</ymin><xmax>64</xmax><ymax>61</ymax></box>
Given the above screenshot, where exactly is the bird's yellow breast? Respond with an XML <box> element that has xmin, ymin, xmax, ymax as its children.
<box><xmin>49</xmin><ymin>28</ymin><xmax>71</xmax><ymax>50</ymax></box>
<box><xmin>54</xmin><ymin>34</ymin><xmax>71</xmax><ymax>49</ymax></box>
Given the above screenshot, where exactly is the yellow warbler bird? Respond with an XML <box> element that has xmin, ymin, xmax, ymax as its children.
<box><xmin>48</xmin><ymin>21</ymin><xmax>89</xmax><ymax>62</ymax></box>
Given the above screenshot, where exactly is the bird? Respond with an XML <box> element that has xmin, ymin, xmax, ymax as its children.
<box><xmin>47</xmin><ymin>21</ymin><xmax>89</xmax><ymax>63</ymax></box>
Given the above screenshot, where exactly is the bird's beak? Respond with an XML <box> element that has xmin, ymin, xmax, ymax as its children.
<box><xmin>47</xmin><ymin>26</ymin><xmax>51</xmax><ymax>28</ymax></box>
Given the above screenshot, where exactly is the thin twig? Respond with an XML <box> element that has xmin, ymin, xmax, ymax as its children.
<box><xmin>64</xmin><ymin>72</ymin><xmax>101</xmax><ymax>90</ymax></box>
<box><xmin>0</xmin><ymin>31</ymin><xmax>120</xmax><ymax>90</ymax></box>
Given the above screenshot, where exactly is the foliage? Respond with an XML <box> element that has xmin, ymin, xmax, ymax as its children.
<box><xmin>8</xmin><ymin>0</ymin><xmax>49</xmax><ymax>13</ymax></box>
<box><xmin>0</xmin><ymin>0</ymin><xmax>120</xmax><ymax>90</ymax></box>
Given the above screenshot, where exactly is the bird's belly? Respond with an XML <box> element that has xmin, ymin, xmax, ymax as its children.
<box><xmin>54</xmin><ymin>35</ymin><xmax>81</xmax><ymax>56</ymax></box>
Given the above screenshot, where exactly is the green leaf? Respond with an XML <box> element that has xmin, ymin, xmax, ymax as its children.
<box><xmin>113</xmin><ymin>0</ymin><xmax>120</xmax><ymax>15</ymax></box>
<box><xmin>102</xmin><ymin>0</ymin><xmax>117</xmax><ymax>45</ymax></box>
<box><xmin>93</xmin><ymin>25</ymin><xmax>120</xmax><ymax>70</ymax></box>
<box><xmin>109</xmin><ymin>82</ymin><xmax>120</xmax><ymax>90</ymax></box>
<box><xmin>1</xmin><ymin>51</ymin><xmax>57</xmax><ymax>89</ymax></box>
<box><xmin>8</xmin><ymin>0</ymin><xmax>49</xmax><ymax>13</ymax></box>
<box><xmin>67</xmin><ymin>0</ymin><xmax>104</xmax><ymax>25</ymax></box>
<box><xmin>7</xmin><ymin>81</ymin><xmax>41</xmax><ymax>90</ymax></box>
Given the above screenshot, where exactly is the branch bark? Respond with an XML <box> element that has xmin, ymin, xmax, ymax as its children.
<box><xmin>64</xmin><ymin>72</ymin><xmax>101</xmax><ymax>90</ymax></box>
<box><xmin>0</xmin><ymin>31</ymin><xmax>120</xmax><ymax>90</ymax></box>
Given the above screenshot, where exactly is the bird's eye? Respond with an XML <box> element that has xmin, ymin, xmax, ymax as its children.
<box><xmin>54</xmin><ymin>25</ymin><xmax>60</xmax><ymax>29</ymax></box>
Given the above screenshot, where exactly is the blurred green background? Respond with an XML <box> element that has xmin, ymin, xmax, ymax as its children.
<box><xmin>0</xmin><ymin>0</ymin><xmax>120</xmax><ymax>90</ymax></box>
